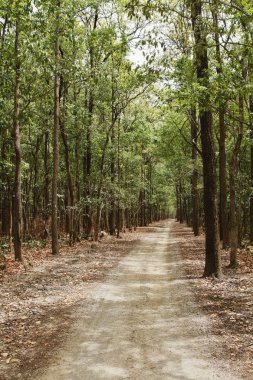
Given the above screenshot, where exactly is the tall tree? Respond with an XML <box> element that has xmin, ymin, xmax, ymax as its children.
<box><xmin>211</xmin><ymin>0</ymin><xmax>228</xmax><ymax>247</ymax></box>
<box><xmin>51</xmin><ymin>0</ymin><xmax>61</xmax><ymax>255</ymax></box>
<box><xmin>190</xmin><ymin>108</ymin><xmax>199</xmax><ymax>236</ymax></box>
<box><xmin>190</xmin><ymin>0</ymin><xmax>222</xmax><ymax>277</ymax></box>
<box><xmin>13</xmin><ymin>14</ymin><xmax>22</xmax><ymax>261</ymax></box>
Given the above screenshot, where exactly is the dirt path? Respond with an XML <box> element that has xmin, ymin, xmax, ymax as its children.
<box><xmin>35</xmin><ymin>221</ymin><xmax>240</xmax><ymax>380</ymax></box>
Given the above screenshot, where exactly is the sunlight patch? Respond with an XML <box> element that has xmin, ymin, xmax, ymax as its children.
<box><xmin>88</xmin><ymin>364</ymin><xmax>128</xmax><ymax>378</ymax></box>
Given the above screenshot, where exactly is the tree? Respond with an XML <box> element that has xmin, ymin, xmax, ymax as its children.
<box><xmin>13</xmin><ymin>9</ymin><xmax>22</xmax><ymax>261</ymax></box>
<box><xmin>190</xmin><ymin>0</ymin><xmax>221</xmax><ymax>277</ymax></box>
<box><xmin>4</xmin><ymin>0</ymin><xmax>253</xmax><ymax>271</ymax></box>
<box><xmin>51</xmin><ymin>0</ymin><xmax>61</xmax><ymax>255</ymax></box>
<box><xmin>211</xmin><ymin>0</ymin><xmax>228</xmax><ymax>247</ymax></box>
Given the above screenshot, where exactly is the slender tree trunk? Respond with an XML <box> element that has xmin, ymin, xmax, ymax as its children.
<box><xmin>179</xmin><ymin>179</ymin><xmax>183</xmax><ymax>223</ymax></box>
<box><xmin>190</xmin><ymin>108</ymin><xmax>200</xmax><ymax>236</ymax></box>
<box><xmin>116</xmin><ymin>118</ymin><xmax>121</xmax><ymax>237</ymax></box>
<box><xmin>74</xmin><ymin>90</ymin><xmax>80</xmax><ymax>239</ymax></box>
<box><xmin>83</xmin><ymin>10</ymin><xmax>98</xmax><ymax>238</ymax></box>
<box><xmin>218</xmin><ymin>106</ymin><xmax>227</xmax><ymax>245</ymax></box>
<box><xmin>1</xmin><ymin>132</ymin><xmax>11</xmax><ymax>236</ymax></box>
<box><xmin>212</xmin><ymin>1</ymin><xmax>228</xmax><ymax>247</ymax></box>
<box><xmin>44</xmin><ymin>130</ymin><xmax>50</xmax><ymax>220</ymax></box>
<box><xmin>229</xmin><ymin>47</ymin><xmax>247</xmax><ymax>266</ymax></box>
<box><xmin>237</xmin><ymin>175</ymin><xmax>242</xmax><ymax>246</ymax></box>
<box><xmin>109</xmin><ymin>66</ymin><xmax>117</xmax><ymax>235</ymax></box>
<box><xmin>74</xmin><ymin>135</ymin><xmax>80</xmax><ymax>237</ymax></box>
<box><xmin>229</xmin><ymin>92</ymin><xmax>244</xmax><ymax>267</ymax></box>
<box><xmin>191</xmin><ymin>0</ymin><xmax>221</xmax><ymax>277</ymax></box>
<box><xmin>176</xmin><ymin>184</ymin><xmax>180</xmax><ymax>221</ymax></box>
<box><xmin>13</xmin><ymin>19</ymin><xmax>22</xmax><ymax>261</ymax></box>
<box><xmin>247</xmin><ymin>28</ymin><xmax>253</xmax><ymax>243</ymax></box>
<box><xmin>183</xmin><ymin>196</ymin><xmax>189</xmax><ymax>226</ymax></box>
<box><xmin>94</xmin><ymin>204</ymin><xmax>100</xmax><ymax>242</ymax></box>
<box><xmin>51</xmin><ymin>1</ymin><xmax>61</xmax><ymax>255</ymax></box>
<box><xmin>93</xmin><ymin>118</ymin><xmax>116</xmax><ymax>240</ymax></box>
<box><xmin>59</xmin><ymin>81</ymin><xmax>75</xmax><ymax>245</ymax></box>
<box><xmin>147</xmin><ymin>159</ymin><xmax>153</xmax><ymax>224</ymax></box>
<box><xmin>229</xmin><ymin>164</ymin><xmax>237</xmax><ymax>268</ymax></box>
<box><xmin>1</xmin><ymin>189</ymin><xmax>11</xmax><ymax>236</ymax></box>
<box><xmin>250</xmin><ymin>95</ymin><xmax>253</xmax><ymax>243</ymax></box>
<box><xmin>109</xmin><ymin>104</ymin><xmax>116</xmax><ymax>235</ymax></box>
<box><xmin>83</xmin><ymin>91</ymin><xmax>93</xmax><ymax>237</ymax></box>
<box><xmin>139</xmin><ymin>157</ymin><xmax>146</xmax><ymax>226</ymax></box>
<box><xmin>33</xmin><ymin>136</ymin><xmax>41</xmax><ymax>224</ymax></box>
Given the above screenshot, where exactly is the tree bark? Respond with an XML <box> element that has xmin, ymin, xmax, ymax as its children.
<box><xmin>1</xmin><ymin>131</ymin><xmax>11</xmax><ymax>236</ymax></box>
<box><xmin>33</xmin><ymin>136</ymin><xmax>41</xmax><ymax>224</ymax></box>
<box><xmin>191</xmin><ymin>0</ymin><xmax>221</xmax><ymax>277</ymax></box>
<box><xmin>83</xmin><ymin>9</ymin><xmax>98</xmax><ymax>238</ymax></box>
<box><xmin>190</xmin><ymin>108</ymin><xmax>200</xmax><ymax>236</ymax></box>
<box><xmin>246</xmin><ymin>26</ymin><xmax>253</xmax><ymax>243</ymax></box>
<box><xmin>59</xmin><ymin>80</ymin><xmax>75</xmax><ymax>245</ymax></box>
<box><xmin>176</xmin><ymin>184</ymin><xmax>180</xmax><ymax>221</ymax></box>
<box><xmin>73</xmin><ymin>89</ymin><xmax>80</xmax><ymax>239</ymax></box>
<box><xmin>108</xmin><ymin>71</ymin><xmax>116</xmax><ymax>236</ymax></box>
<box><xmin>229</xmin><ymin>92</ymin><xmax>244</xmax><ymax>268</ymax></box>
<box><xmin>51</xmin><ymin>1</ymin><xmax>61</xmax><ymax>255</ymax></box>
<box><xmin>250</xmin><ymin>95</ymin><xmax>253</xmax><ymax>243</ymax></box>
<box><xmin>212</xmin><ymin>0</ymin><xmax>228</xmax><ymax>247</ymax></box>
<box><xmin>179</xmin><ymin>179</ymin><xmax>183</xmax><ymax>223</ymax></box>
<box><xmin>13</xmin><ymin>19</ymin><xmax>22</xmax><ymax>261</ymax></box>
<box><xmin>44</xmin><ymin>130</ymin><xmax>50</xmax><ymax>220</ymax></box>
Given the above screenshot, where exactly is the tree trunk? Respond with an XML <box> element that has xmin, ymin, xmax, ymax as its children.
<box><xmin>250</xmin><ymin>95</ymin><xmax>253</xmax><ymax>243</ymax></box>
<box><xmin>179</xmin><ymin>179</ymin><xmax>183</xmax><ymax>223</ymax></box>
<box><xmin>116</xmin><ymin>118</ymin><xmax>121</xmax><ymax>237</ymax></box>
<box><xmin>248</xmin><ymin>28</ymin><xmax>253</xmax><ymax>243</ymax></box>
<box><xmin>191</xmin><ymin>0</ymin><xmax>221</xmax><ymax>278</ymax></box>
<box><xmin>190</xmin><ymin>108</ymin><xmax>200</xmax><ymax>236</ymax></box>
<box><xmin>13</xmin><ymin>19</ymin><xmax>22</xmax><ymax>262</ymax></box>
<box><xmin>212</xmin><ymin>1</ymin><xmax>228</xmax><ymax>247</ymax></box>
<box><xmin>176</xmin><ymin>184</ymin><xmax>180</xmax><ymax>221</ymax></box>
<box><xmin>83</xmin><ymin>10</ymin><xmax>98</xmax><ymax>238</ymax></box>
<box><xmin>33</xmin><ymin>136</ymin><xmax>41</xmax><ymax>225</ymax></box>
<box><xmin>109</xmin><ymin>129</ymin><xmax>116</xmax><ymax>235</ymax></box>
<box><xmin>51</xmin><ymin>1</ymin><xmax>61</xmax><ymax>255</ymax></box>
<box><xmin>83</xmin><ymin>91</ymin><xmax>93</xmax><ymax>237</ymax></box>
<box><xmin>229</xmin><ymin>92</ymin><xmax>244</xmax><ymax>268</ymax></box>
<box><xmin>74</xmin><ymin>134</ymin><xmax>80</xmax><ymax>238</ymax></box>
<box><xmin>73</xmin><ymin>91</ymin><xmax>80</xmax><ymax>240</ymax></box>
<box><xmin>1</xmin><ymin>132</ymin><xmax>11</xmax><ymax>236</ymax></box>
<box><xmin>59</xmin><ymin>80</ymin><xmax>75</xmax><ymax>245</ymax></box>
<box><xmin>44</xmin><ymin>130</ymin><xmax>50</xmax><ymax>221</ymax></box>
<box><xmin>218</xmin><ymin>106</ymin><xmax>227</xmax><ymax>246</ymax></box>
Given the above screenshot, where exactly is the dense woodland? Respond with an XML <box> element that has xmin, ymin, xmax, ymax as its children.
<box><xmin>1</xmin><ymin>0</ymin><xmax>253</xmax><ymax>277</ymax></box>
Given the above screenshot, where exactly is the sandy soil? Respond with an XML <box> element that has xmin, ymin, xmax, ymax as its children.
<box><xmin>33</xmin><ymin>221</ymin><xmax>241</xmax><ymax>380</ymax></box>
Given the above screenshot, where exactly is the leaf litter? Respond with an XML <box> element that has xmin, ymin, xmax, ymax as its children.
<box><xmin>0</xmin><ymin>230</ymin><xmax>147</xmax><ymax>380</ymax></box>
<box><xmin>174</xmin><ymin>222</ymin><xmax>253</xmax><ymax>379</ymax></box>
<box><xmin>2</xmin><ymin>221</ymin><xmax>251</xmax><ymax>379</ymax></box>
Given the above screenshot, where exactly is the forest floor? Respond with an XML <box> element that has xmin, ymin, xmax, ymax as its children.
<box><xmin>177</xmin><ymin>223</ymin><xmax>253</xmax><ymax>379</ymax></box>
<box><xmin>0</xmin><ymin>221</ymin><xmax>252</xmax><ymax>379</ymax></box>
<box><xmin>0</xmin><ymin>229</ymin><xmax>148</xmax><ymax>380</ymax></box>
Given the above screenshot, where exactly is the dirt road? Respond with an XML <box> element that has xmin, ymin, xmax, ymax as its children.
<box><xmin>36</xmin><ymin>221</ymin><xmax>240</xmax><ymax>380</ymax></box>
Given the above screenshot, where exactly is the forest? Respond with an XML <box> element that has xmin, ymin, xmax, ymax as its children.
<box><xmin>2</xmin><ymin>1</ymin><xmax>253</xmax><ymax>379</ymax></box>
<box><xmin>1</xmin><ymin>0</ymin><xmax>253</xmax><ymax>279</ymax></box>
